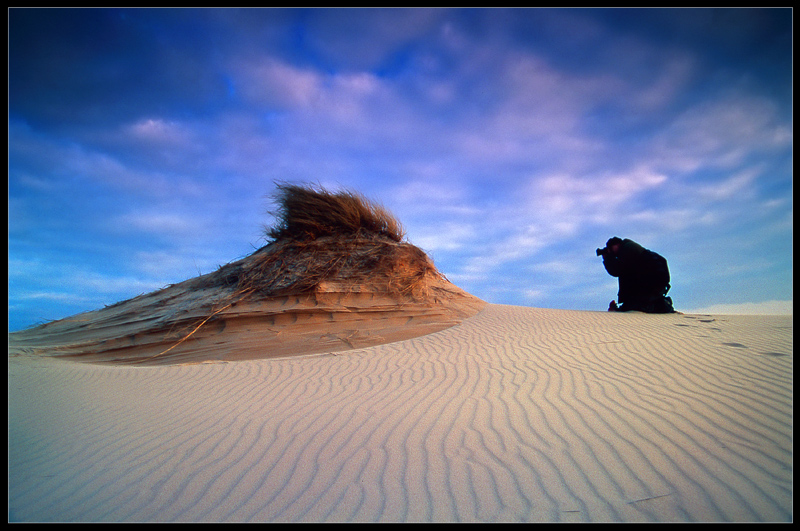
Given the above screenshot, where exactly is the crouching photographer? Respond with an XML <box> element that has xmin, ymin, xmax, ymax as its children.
<box><xmin>598</xmin><ymin>237</ymin><xmax>675</xmax><ymax>313</ymax></box>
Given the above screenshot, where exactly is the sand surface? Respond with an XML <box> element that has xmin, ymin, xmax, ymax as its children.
<box><xmin>8</xmin><ymin>305</ymin><xmax>792</xmax><ymax>522</ymax></box>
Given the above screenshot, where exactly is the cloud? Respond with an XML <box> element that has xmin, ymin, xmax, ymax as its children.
<box><xmin>131</xmin><ymin>249</ymin><xmax>219</xmax><ymax>279</ymax></box>
<box><xmin>686</xmin><ymin>300</ymin><xmax>792</xmax><ymax>315</ymax></box>
<box><xmin>650</xmin><ymin>95</ymin><xmax>791</xmax><ymax>173</ymax></box>
<box><xmin>516</xmin><ymin>166</ymin><xmax>669</xmax><ymax>235</ymax></box>
<box><xmin>459</xmin><ymin>224</ymin><xmax>553</xmax><ymax>280</ymax></box>
<box><xmin>230</xmin><ymin>54</ymin><xmax>389</xmax><ymax>123</ymax></box>
<box><xmin>9</xmin><ymin>257</ymin><xmax>164</xmax><ymax>304</ymax></box>
<box><xmin>631</xmin><ymin>54</ymin><xmax>696</xmax><ymax>111</ymax></box>
<box><xmin>126</xmin><ymin>118</ymin><xmax>194</xmax><ymax>146</ymax></box>
<box><xmin>427</xmin><ymin>48</ymin><xmax>622</xmax><ymax>167</ymax></box>
<box><xmin>412</xmin><ymin>222</ymin><xmax>476</xmax><ymax>252</ymax></box>
<box><xmin>233</xmin><ymin>57</ymin><xmax>324</xmax><ymax>109</ymax></box>
<box><xmin>624</xmin><ymin>208</ymin><xmax>718</xmax><ymax>232</ymax></box>
<box><xmin>114</xmin><ymin>210</ymin><xmax>198</xmax><ymax>237</ymax></box>
<box><xmin>697</xmin><ymin>167</ymin><xmax>760</xmax><ymax>202</ymax></box>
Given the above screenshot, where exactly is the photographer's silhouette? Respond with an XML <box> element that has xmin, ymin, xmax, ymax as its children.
<box><xmin>598</xmin><ymin>237</ymin><xmax>675</xmax><ymax>313</ymax></box>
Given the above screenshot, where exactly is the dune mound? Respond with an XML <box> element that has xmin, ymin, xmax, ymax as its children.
<box><xmin>8</xmin><ymin>184</ymin><xmax>485</xmax><ymax>365</ymax></box>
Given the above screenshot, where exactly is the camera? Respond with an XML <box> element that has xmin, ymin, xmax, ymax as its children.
<box><xmin>596</xmin><ymin>247</ymin><xmax>606</xmax><ymax>257</ymax></box>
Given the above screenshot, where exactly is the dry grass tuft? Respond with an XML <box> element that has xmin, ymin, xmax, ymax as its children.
<box><xmin>266</xmin><ymin>183</ymin><xmax>406</xmax><ymax>243</ymax></box>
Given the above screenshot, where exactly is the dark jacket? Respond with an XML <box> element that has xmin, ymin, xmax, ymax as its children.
<box><xmin>603</xmin><ymin>239</ymin><xmax>671</xmax><ymax>309</ymax></box>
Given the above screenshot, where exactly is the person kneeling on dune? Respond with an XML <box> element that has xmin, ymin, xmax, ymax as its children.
<box><xmin>597</xmin><ymin>237</ymin><xmax>675</xmax><ymax>313</ymax></box>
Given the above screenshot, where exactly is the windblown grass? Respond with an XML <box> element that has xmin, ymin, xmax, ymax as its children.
<box><xmin>266</xmin><ymin>183</ymin><xmax>405</xmax><ymax>243</ymax></box>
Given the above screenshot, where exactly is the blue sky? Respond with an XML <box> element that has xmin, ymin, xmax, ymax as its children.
<box><xmin>8</xmin><ymin>8</ymin><xmax>793</xmax><ymax>331</ymax></box>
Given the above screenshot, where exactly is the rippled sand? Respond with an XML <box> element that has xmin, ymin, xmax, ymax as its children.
<box><xmin>8</xmin><ymin>305</ymin><xmax>792</xmax><ymax>522</ymax></box>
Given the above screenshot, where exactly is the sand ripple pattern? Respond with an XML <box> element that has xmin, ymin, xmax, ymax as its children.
<box><xmin>8</xmin><ymin>306</ymin><xmax>792</xmax><ymax>522</ymax></box>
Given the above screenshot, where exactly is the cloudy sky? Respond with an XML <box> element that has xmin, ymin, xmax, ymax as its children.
<box><xmin>8</xmin><ymin>8</ymin><xmax>793</xmax><ymax>331</ymax></box>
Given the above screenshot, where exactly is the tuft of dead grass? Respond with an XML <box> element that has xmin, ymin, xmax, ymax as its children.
<box><xmin>266</xmin><ymin>183</ymin><xmax>406</xmax><ymax>243</ymax></box>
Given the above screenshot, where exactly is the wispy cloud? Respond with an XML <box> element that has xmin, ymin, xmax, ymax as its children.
<box><xmin>649</xmin><ymin>95</ymin><xmax>791</xmax><ymax>173</ymax></box>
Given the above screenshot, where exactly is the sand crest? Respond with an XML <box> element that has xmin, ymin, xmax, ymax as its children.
<box><xmin>8</xmin><ymin>305</ymin><xmax>792</xmax><ymax>522</ymax></box>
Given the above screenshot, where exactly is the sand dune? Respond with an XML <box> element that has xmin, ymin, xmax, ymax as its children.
<box><xmin>6</xmin><ymin>237</ymin><xmax>484</xmax><ymax>365</ymax></box>
<box><xmin>8</xmin><ymin>305</ymin><xmax>792</xmax><ymax>522</ymax></box>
